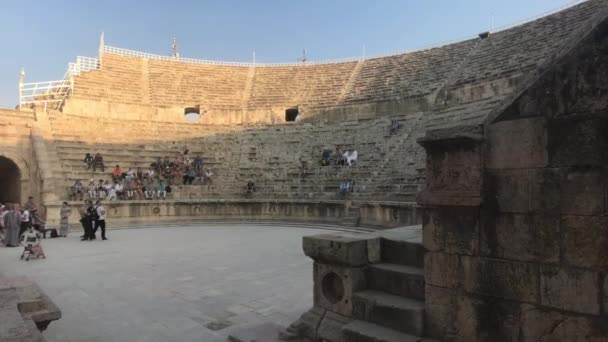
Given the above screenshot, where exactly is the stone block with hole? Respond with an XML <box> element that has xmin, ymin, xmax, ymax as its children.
<box><xmin>313</xmin><ymin>262</ymin><xmax>367</xmax><ymax>317</ymax></box>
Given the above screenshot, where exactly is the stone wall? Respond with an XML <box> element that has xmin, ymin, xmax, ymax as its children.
<box><xmin>0</xmin><ymin>108</ymin><xmax>41</xmax><ymax>206</ymax></box>
<box><xmin>417</xmin><ymin>15</ymin><xmax>608</xmax><ymax>340</ymax></box>
<box><xmin>44</xmin><ymin>199</ymin><xmax>420</xmax><ymax>228</ymax></box>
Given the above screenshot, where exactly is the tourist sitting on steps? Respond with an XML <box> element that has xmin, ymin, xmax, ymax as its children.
<box><xmin>246</xmin><ymin>179</ymin><xmax>256</xmax><ymax>196</ymax></box>
<box><xmin>72</xmin><ymin>180</ymin><xmax>84</xmax><ymax>201</ymax></box>
<box><xmin>93</xmin><ymin>153</ymin><xmax>105</xmax><ymax>172</ymax></box>
<box><xmin>83</xmin><ymin>153</ymin><xmax>93</xmax><ymax>169</ymax></box>
<box><xmin>343</xmin><ymin>150</ymin><xmax>358</xmax><ymax>166</ymax></box>
<box><xmin>193</xmin><ymin>156</ymin><xmax>203</xmax><ymax>170</ymax></box>
<box><xmin>157</xmin><ymin>180</ymin><xmax>167</xmax><ymax>199</ymax></box>
<box><xmin>339</xmin><ymin>180</ymin><xmax>350</xmax><ymax>197</ymax></box>
<box><xmin>390</xmin><ymin>119</ymin><xmax>400</xmax><ymax>134</ymax></box>
<box><xmin>112</xmin><ymin>165</ymin><xmax>123</xmax><ymax>182</ymax></box>
<box><xmin>320</xmin><ymin>149</ymin><xmax>332</xmax><ymax>166</ymax></box>
<box><xmin>106</xmin><ymin>182</ymin><xmax>117</xmax><ymax>201</ymax></box>
<box><xmin>334</xmin><ymin>147</ymin><xmax>345</xmax><ymax>166</ymax></box>
<box><xmin>114</xmin><ymin>181</ymin><xmax>125</xmax><ymax>200</ymax></box>
<box><xmin>87</xmin><ymin>179</ymin><xmax>96</xmax><ymax>199</ymax></box>
<box><xmin>183</xmin><ymin>167</ymin><xmax>196</xmax><ymax>185</ymax></box>
<box><xmin>204</xmin><ymin>169</ymin><xmax>214</xmax><ymax>188</ymax></box>
<box><xmin>97</xmin><ymin>179</ymin><xmax>107</xmax><ymax>199</ymax></box>
<box><xmin>144</xmin><ymin>180</ymin><xmax>156</xmax><ymax>200</ymax></box>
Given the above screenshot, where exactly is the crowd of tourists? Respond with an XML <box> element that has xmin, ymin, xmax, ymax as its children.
<box><xmin>73</xmin><ymin>148</ymin><xmax>214</xmax><ymax>201</ymax></box>
<box><xmin>0</xmin><ymin>197</ymin><xmax>52</xmax><ymax>248</ymax></box>
<box><xmin>0</xmin><ymin>196</ymin><xmax>109</xmax><ymax>250</ymax></box>
<box><xmin>320</xmin><ymin>147</ymin><xmax>358</xmax><ymax>167</ymax></box>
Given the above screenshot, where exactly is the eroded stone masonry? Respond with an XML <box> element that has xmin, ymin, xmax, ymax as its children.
<box><xmin>1</xmin><ymin>0</ymin><xmax>607</xmax><ymax>341</ymax></box>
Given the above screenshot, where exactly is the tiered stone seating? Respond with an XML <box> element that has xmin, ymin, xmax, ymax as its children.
<box><xmin>49</xmin><ymin>113</ymin><xmax>243</xmax><ymax>198</ymax></box>
<box><xmin>449</xmin><ymin>0</ymin><xmax>602</xmax><ymax>90</ymax></box>
<box><xmin>148</xmin><ymin>59</ymin><xmax>249</xmax><ymax>109</ymax></box>
<box><xmin>73</xmin><ymin>54</ymin><xmax>146</xmax><ymax>104</ymax></box>
<box><xmin>48</xmin><ymin>112</ymin><xmax>424</xmax><ymax>202</ymax></box>
<box><xmin>340</xmin><ymin>39</ymin><xmax>477</xmax><ymax>105</ymax></box>
<box><xmin>247</xmin><ymin>62</ymin><xmax>358</xmax><ymax>109</ymax></box>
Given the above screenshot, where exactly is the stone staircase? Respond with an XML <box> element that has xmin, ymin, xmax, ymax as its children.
<box><xmin>343</xmin><ymin>230</ymin><xmax>437</xmax><ymax>342</ymax></box>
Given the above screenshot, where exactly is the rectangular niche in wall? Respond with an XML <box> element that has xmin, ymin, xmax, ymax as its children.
<box><xmin>285</xmin><ymin>107</ymin><xmax>299</xmax><ymax>122</ymax></box>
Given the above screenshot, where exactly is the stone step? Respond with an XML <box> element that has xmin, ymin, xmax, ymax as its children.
<box><xmin>367</xmin><ymin>263</ymin><xmax>425</xmax><ymax>300</ymax></box>
<box><xmin>352</xmin><ymin>290</ymin><xmax>424</xmax><ymax>336</ymax></box>
<box><xmin>342</xmin><ymin>320</ymin><xmax>436</xmax><ymax>342</ymax></box>
<box><xmin>381</xmin><ymin>239</ymin><xmax>424</xmax><ymax>268</ymax></box>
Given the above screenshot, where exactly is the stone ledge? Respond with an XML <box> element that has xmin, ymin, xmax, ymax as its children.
<box><xmin>303</xmin><ymin>233</ymin><xmax>380</xmax><ymax>266</ymax></box>
<box><xmin>0</xmin><ymin>276</ymin><xmax>61</xmax><ymax>341</ymax></box>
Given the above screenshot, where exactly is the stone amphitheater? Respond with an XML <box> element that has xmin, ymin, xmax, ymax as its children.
<box><xmin>1</xmin><ymin>0</ymin><xmax>608</xmax><ymax>341</ymax></box>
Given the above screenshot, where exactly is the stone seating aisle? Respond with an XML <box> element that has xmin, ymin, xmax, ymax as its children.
<box><xmin>340</xmin><ymin>39</ymin><xmax>477</xmax><ymax>105</ymax></box>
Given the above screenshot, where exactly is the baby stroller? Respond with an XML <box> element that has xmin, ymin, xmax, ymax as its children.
<box><xmin>20</xmin><ymin>228</ymin><xmax>46</xmax><ymax>261</ymax></box>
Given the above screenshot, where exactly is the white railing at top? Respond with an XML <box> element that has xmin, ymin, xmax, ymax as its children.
<box><xmin>104</xmin><ymin>45</ymin><xmax>363</xmax><ymax>67</ymax></box>
<box><xmin>103</xmin><ymin>0</ymin><xmax>594</xmax><ymax>67</ymax></box>
<box><xmin>70</xmin><ymin>56</ymin><xmax>100</xmax><ymax>76</ymax></box>
<box><xmin>19</xmin><ymin>56</ymin><xmax>99</xmax><ymax>109</ymax></box>
<box><xmin>19</xmin><ymin>77</ymin><xmax>72</xmax><ymax>109</ymax></box>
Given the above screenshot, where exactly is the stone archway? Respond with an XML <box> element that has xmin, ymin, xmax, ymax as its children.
<box><xmin>0</xmin><ymin>156</ymin><xmax>22</xmax><ymax>204</ymax></box>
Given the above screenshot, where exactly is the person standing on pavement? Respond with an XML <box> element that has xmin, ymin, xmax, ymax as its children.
<box><xmin>92</xmin><ymin>200</ymin><xmax>108</xmax><ymax>240</ymax></box>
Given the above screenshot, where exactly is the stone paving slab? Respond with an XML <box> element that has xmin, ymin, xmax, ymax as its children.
<box><xmin>0</xmin><ymin>224</ymin><xmax>341</xmax><ymax>342</ymax></box>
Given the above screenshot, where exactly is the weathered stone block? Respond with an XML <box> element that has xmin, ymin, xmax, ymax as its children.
<box><xmin>424</xmin><ymin>252</ymin><xmax>460</xmax><ymax>288</ymax></box>
<box><xmin>313</xmin><ymin>263</ymin><xmax>366</xmax><ymax>317</ymax></box>
<box><xmin>480</xmin><ymin>213</ymin><xmax>560</xmax><ymax>263</ymax></box>
<box><xmin>562</xmin><ymin>215</ymin><xmax>608</xmax><ymax>269</ymax></box>
<box><xmin>547</xmin><ymin>117</ymin><xmax>608</xmax><ymax>167</ymax></box>
<box><xmin>486</xmin><ymin>117</ymin><xmax>548</xmax><ymax>169</ymax></box>
<box><xmin>529</xmin><ymin>168</ymin><xmax>562</xmax><ymax>214</ymax></box>
<box><xmin>455</xmin><ymin>295</ymin><xmax>522</xmax><ymax>342</ymax></box>
<box><xmin>423</xmin><ymin>207</ymin><xmax>479</xmax><ymax>255</ymax></box>
<box><xmin>560</xmin><ymin>167</ymin><xmax>604</xmax><ymax>215</ymax></box>
<box><xmin>424</xmin><ymin>285</ymin><xmax>457</xmax><ymax>340</ymax></box>
<box><xmin>603</xmin><ymin>275</ymin><xmax>608</xmax><ymax>316</ymax></box>
<box><xmin>303</xmin><ymin>233</ymin><xmax>380</xmax><ymax>266</ymax></box>
<box><xmin>540</xmin><ymin>265</ymin><xmax>601</xmax><ymax>315</ymax></box>
<box><xmin>486</xmin><ymin>170</ymin><xmax>530</xmax><ymax>213</ymax></box>
<box><xmin>462</xmin><ymin>257</ymin><xmax>539</xmax><ymax>303</ymax></box>
<box><xmin>519</xmin><ymin>304</ymin><xmax>608</xmax><ymax>341</ymax></box>
<box><xmin>423</xmin><ymin>137</ymin><xmax>483</xmax><ymax>194</ymax></box>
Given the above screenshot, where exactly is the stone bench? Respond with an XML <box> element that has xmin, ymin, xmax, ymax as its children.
<box><xmin>0</xmin><ymin>276</ymin><xmax>61</xmax><ymax>342</ymax></box>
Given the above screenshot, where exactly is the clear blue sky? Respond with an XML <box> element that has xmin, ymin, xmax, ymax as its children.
<box><xmin>0</xmin><ymin>0</ymin><xmax>578</xmax><ymax>108</ymax></box>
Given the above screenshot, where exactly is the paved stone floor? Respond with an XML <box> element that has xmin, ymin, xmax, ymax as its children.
<box><xmin>0</xmin><ymin>223</ymin><xmax>353</xmax><ymax>342</ymax></box>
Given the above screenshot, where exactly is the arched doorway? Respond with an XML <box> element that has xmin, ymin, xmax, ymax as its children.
<box><xmin>0</xmin><ymin>156</ymin><xmax>21</xmax><ymax>204</ymax></box>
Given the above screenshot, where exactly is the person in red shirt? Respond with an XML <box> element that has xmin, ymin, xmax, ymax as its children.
<box><xmin>112</xmin><ymin>165</ymin><xmax>123</xmax><ymax>182</ymax></box>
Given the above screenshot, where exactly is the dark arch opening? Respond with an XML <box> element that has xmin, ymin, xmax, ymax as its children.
<box><xmin>0</xmin><ymin>156</ymin><xmax>21</xmax><ymax>204</ymax></box>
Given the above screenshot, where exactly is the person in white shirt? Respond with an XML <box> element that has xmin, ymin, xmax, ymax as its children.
<box><xmin>114</xmin><ymin>182</ymin><xmax>124</xmax><ymax>200</ymax></box>
<box><xmin>20</xmin><ymin>209</ymin><xmax>31</xmax><ymax>236</ymax></box>
<box><xmin>146</xmin><ymin>168</ymin><xmax>155</xmax><ymax>180</ymax></box>
<box><xmin>106</xmin><ymin>182</ymin><xmax>117</xmax><ymax>201</ymax></box>
<box><xmin>344</xmin><ymin>150</ymin><xmax>358</xmax><ymax>166</ymax></box>
<box><xmin>92</xmin><ymin>200</ymin><xmax>107</xmax><ymax>240</ymax></box>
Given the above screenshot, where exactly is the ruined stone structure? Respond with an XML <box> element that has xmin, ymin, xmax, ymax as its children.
<box><xmin>1</xmin><ymin>0</ymin><xmax>608</xmax><ymax>340</ymax></box>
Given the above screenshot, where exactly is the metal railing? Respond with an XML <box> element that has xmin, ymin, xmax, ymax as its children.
<box><xmin>104</xmin><ymin>45</ymin><xmax>363</xmax><ymax>67</ymax></box>
<box><xmin>19</xmin><ymin>77</ymin><xmax>72</xmax><ymax>109</ymax></box>
<box><xmin>19</xmin><ymin>56</ymin><xmax>99</xmax><ymax>109</ymax></box>
<box><xmin>70</xmin><ymin>56</ymin><xmax>100</xmax><ymax>76</ymax></box>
